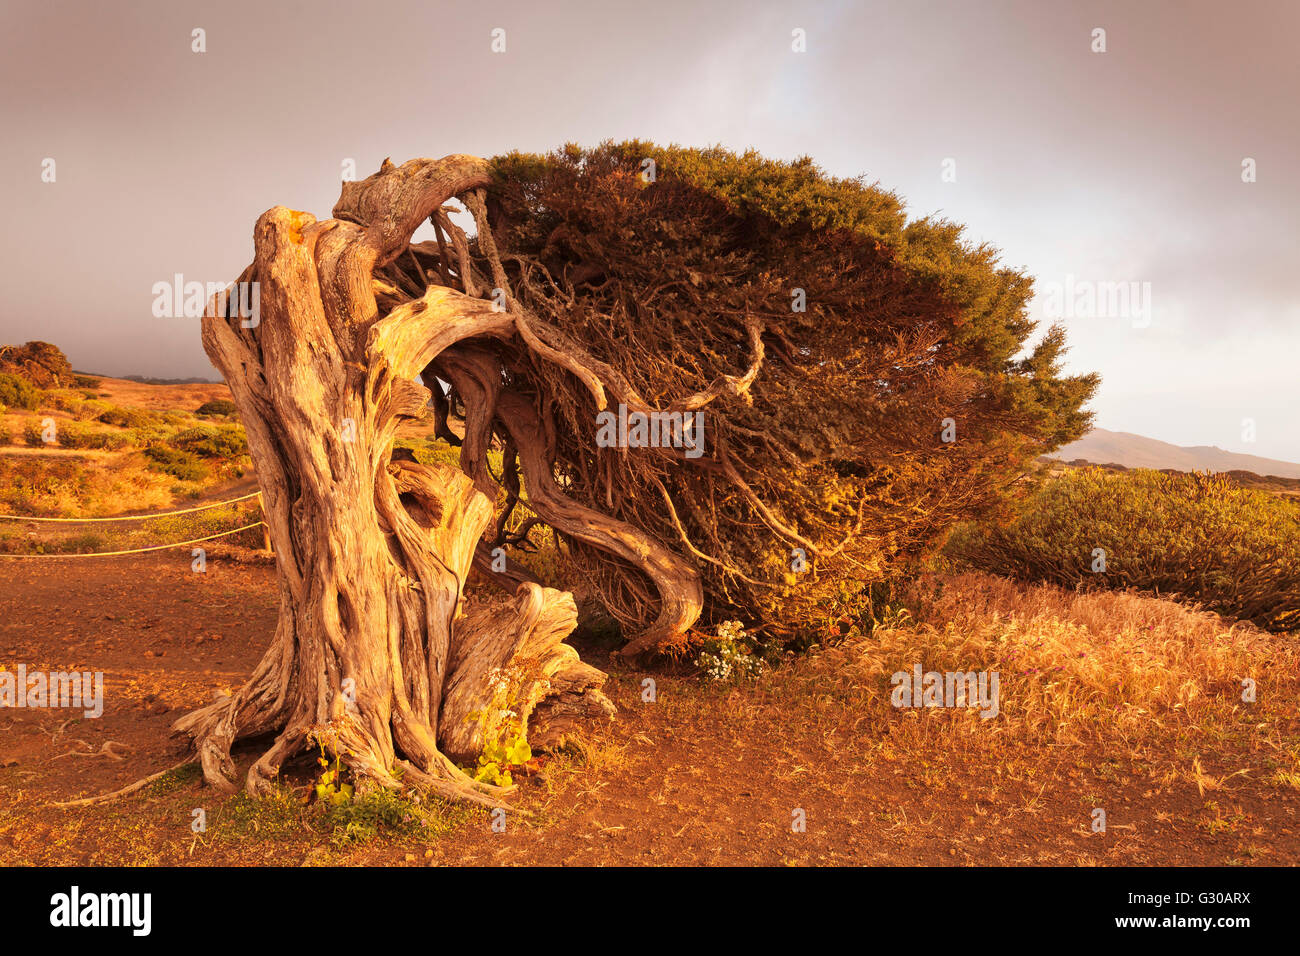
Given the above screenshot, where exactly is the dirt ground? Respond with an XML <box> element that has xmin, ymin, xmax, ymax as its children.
<box><xmin>0</xmin><ymin>552</ymin><xmax>1296</xmax><ymax>866</ymax></box>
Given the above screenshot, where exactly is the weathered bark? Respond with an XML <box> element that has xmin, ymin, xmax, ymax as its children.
<box><xmin>174</xmin><ymin>156</ymin><xmax>620</xmax><ymax>804</ymax></box>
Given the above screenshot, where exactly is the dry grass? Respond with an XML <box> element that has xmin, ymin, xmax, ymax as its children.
<box><xmin>3</xmin><ymin>563</ymin><xmax>1295</xmax><ymax>865</ymax></box>
<box><xmin>787</xmin><ymin>572</ymin><xmax>1300</xmax><ymax>781</ymax></box>
<box><xmin>88</xmin><ymin>377</ymin><xmax>231</xmax><ymax>412</ymax></box>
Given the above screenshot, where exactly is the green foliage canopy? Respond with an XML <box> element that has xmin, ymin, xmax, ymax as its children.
<box><xmin>465</xmin><ymin>142</ymin><xmax>1099</xmax><ymax>641</ymax></box>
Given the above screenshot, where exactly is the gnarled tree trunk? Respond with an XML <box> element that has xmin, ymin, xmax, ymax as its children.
<box><xmin>173</xmin><ymin>156</ymin><xmax>625</xmax><ymax>804</ymax></box>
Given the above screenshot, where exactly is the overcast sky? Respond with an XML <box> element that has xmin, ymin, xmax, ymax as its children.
<box><xmin>1</xmin><ymin>0</ymin><xmax>1296</xmax><ymax>460</ymax></box>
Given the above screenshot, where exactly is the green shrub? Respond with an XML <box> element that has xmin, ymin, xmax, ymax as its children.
<box><xmin>56</xmin><ymin>422</ymin><xmax>131</xmax><ymax>451</ymax></box>
<box><xmin>947</xmin><ymin>468</ymin><xmax>1300</xmax><ymax>632</ymax></box>
<box><xmin>51</xmin><ymin>532</ymin><xmax>106</xmax><ymax>554</ymax></box>
<box><xmin>170</xmin><ymin>424</ymin><xmax>248</xmax><ymax>458</ymax></box>
<box><xmin>316</xmin><ymin>787</ymin><xmax>440</xmax><ymax>848</ymax></box>
<box><xmin>22</xmin><ymin>421</ymin><xmax>48</xmax><ymax>446</ymax></box>
<box><xmin>196</xmin><ymin>398</ymin><xmax>238</xmax><ymax>418</ymax></box>
<box><xmin>72</xmin><ymin>375</ymin><xmax>101</xmax><ymax>388</ymax></box>
<box><xmin>97</xmin><ymin>405</ymin><xmax>161</xmax><ymax>429</ymax></box>
<box><xmin>144</xmin><ymin>444</ymin><xmax>209</xmax><ymax>482</ymax></box>
<box><xmin>0</xmin><ymin>373</ymin><xmax>41</xmax><ymax>410</ymax></box>
<box><xmin>97</xmin><ymin>405</ymin><xmax>176</xmax><ymax>446</ymax></box>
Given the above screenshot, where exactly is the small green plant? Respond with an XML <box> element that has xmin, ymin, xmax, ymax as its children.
<box><xmin>313</xmin><ymin>748</ymin><xmax>355</xmax><ymax>806</ymax></box>
<box><xmin>97</xmin><ymin>405</ymin><xmax>162</xmax><ymax>430</ymax></box>
<box><xmin>696</xmin><ymin>620</ymin><xmax>766</xmax><ymax>682</ymax></box>
<box><xmin>467</xmin><ymin>665</ymin><xmax>537</xmax><ymax>786</ymax></box>
<box><xmin>212</xmin><ymin>788</ymin><xmax>303</xmax><ymax>843</ymax></box>
<box><xmin>148</xmin><ymin>761</ymin><xmax>204</xmax><ymax>795</ymax></box>
<box><xmin>57</xmin><ymin>421</ymin><xmax>130</xmax><ymax>450</ymax></box>
<box><xmin>474</xmin><ymin>732</ymin><xmax>532</xmax><ymax>787</ymax></box>
<box><xmin>319</xmin><ymin>786</ymin><xmax>454</xmax><ymax>848</ymax></box>
<box><xmin>295</xmin><ymin>726</ymin><xmax>461</xmax><ymax>848</ymax></box>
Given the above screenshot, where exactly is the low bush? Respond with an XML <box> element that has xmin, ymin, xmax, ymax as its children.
<box><xmin>144</xmin><ymin>444</ymin><xmax>209</xmax><ymax>482</ymax></box>
<box><xmin>947</xmin><ymin>468</ymin><xmax>1300</xmax><ymax>632</ymax></box>
<box><xmin>97</xmin><ymin>405</ymin><xmax>163</xmax><ymax>430</ymax></box>
<box><xmin>56</xmin><ymin>421</ymin><xmax>131</xmax><ymax>451</ymax></box>
<box><xmin>0</xmin><ymin>373</ymin><xmax>41</xmax><ymax>411</ymax></box>
<box><xmin>696</xmin><ymin>620</ymin><xmax>767</xmax><ymax>682</ymax></box>
<box><xmin>72</xmin><ymin>398</ymin><xmax>112</xmax><ymax>421</ymax></box>
<box><xmin>170</xmin><ymin>424</ymin><xmax>248</xmax><ymax>458</ymax></box>
<box><xmin>22</xmin><ymin>421</ymin><xmax>48</xmax><ymax>447</ymax></box>
<box><xmin>196</xmin><ymin>398</ymin><xmax>238</xmax><ymax>418</ymax></box>
<box><xmin>41</xmin><ymin>389</ymin><xmax>85</xmax><ymax>413</ymax></box>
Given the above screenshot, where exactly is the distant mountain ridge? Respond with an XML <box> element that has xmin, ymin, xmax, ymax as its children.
<box><xmin>1048</xmin><ymin>428</ymin><xmax>1300</xmax><ymax>480</ymax></box>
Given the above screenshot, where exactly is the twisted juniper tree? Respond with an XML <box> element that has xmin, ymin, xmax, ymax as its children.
<box><xmin>176</xmin><ymin>143</ymin><xmax>1096</xmax><ymax>803</ymax></box>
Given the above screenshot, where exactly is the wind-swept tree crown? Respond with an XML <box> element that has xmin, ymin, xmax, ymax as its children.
<box><xmin>433</xmin><ymin>141</ymin><xmax>1100</xmax><ymax>644</ymax></box>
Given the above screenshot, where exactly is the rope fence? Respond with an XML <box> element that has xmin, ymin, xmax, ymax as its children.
<box><xmin>0</xmin><ymin>491</ymin><xmax>262</xmax><ymax>522</ymax></box>
<box><xmin>0</xmin><ymin>491</ymin><xmax>271</xmax><ymax>558</ymax></box>
<box><xmin>0</xmin><ymin>522</ymin><xmax>267</xmax><ymax>558</ymax></box>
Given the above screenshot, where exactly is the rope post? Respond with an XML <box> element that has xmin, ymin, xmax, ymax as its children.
<box><xmin>257</xmin><ymin>491</ymin><xmax>273</xmax><ymax>555</ymax></box>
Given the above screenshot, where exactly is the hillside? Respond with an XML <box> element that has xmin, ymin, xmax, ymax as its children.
<box><xmin>0</xmin><ymin>370</ymin><xmax>247</xmax><ymax>521</ymax></box>
<box><xmin>1048</xmin><ymin>427</ymin><xmax>1300</xmax><ymax>480</ymax></box>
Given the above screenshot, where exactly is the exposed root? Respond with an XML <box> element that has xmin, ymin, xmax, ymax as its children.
<box><xmin>396</xmin><ymin>760</ymin><xmax>524</xmax><ymax>813</ymax></box>
<box><xmin>51</xmin><ymin>759</ymin><xmax>195</xmax><ymax>809</ymax></box>
<box><xmin>52</xmin><ymin>740</ymin><xmax>132</xmax><ymax>761</ymax></box>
